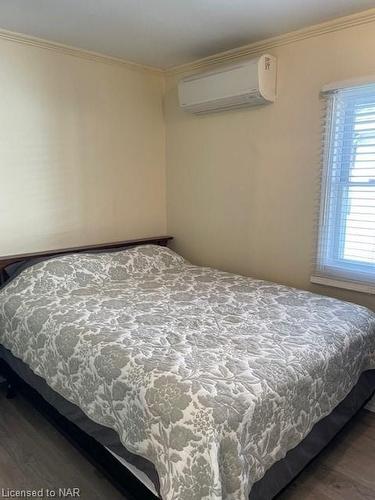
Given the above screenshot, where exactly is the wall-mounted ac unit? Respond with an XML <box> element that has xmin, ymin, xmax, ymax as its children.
<box><xmin>178</xmin><ymin>54</ymin><xmax>277</xmax><ymax>114</ymax></box>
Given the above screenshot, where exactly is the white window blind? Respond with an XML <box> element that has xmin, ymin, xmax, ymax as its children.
<box><xmin>312</xmin><ymin>81</ymin><xmax>375</xmax><ymax>293</ymax></box>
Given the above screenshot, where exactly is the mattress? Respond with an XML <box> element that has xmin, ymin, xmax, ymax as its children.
<box><xmin>0</xmin><ymin>244</ymin><xmax>374</xmax><ymax>500</ymax></box>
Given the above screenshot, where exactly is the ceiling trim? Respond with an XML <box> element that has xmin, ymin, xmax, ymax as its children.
<box><xmin>0</xmin><ymin>27</ymin><xmax>163</xmax><ymax>74</ymax></box>
<box><xmin>0</xmin><ymin>8</ymin><xmax>374</xmax><ymax>76</ymax></box>
<box><xmin>167</xmin><ymin>7</ymin><xmax>375</xmax><ymax>76</ymax></box>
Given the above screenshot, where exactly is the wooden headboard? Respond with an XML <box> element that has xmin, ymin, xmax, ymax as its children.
<box><xmin>0</xmin><ymin>236</ymin><xmax>173</xmax><ymax>274</ymax></box>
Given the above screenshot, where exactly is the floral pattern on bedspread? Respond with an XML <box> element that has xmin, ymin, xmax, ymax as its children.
<box><xmin>0</xmin><ymin>245</ymin><xmax>374</xmax><ymax>500</ymax></box>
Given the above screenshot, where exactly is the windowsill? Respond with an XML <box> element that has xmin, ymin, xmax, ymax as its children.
<box><xmin>310</xmin><ymin>275</ymin><xmax>375</xmax><ymax>295</ymax></box>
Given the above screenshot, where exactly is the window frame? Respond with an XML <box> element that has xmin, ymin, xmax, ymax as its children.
<box><xmin>312</xmin><ymin>79</ymin><xmax>375</xmax><ymax>294</ymax></box>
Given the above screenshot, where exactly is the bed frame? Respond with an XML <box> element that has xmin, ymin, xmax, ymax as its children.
<box><xmin>0</xmin><ymin>235</ymin><xmax>173</xmax><ymax>275</ymax></box>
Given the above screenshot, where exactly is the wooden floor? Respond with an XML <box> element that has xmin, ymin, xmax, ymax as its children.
<box><xmin>0</xmin><ymin>383</ymin><xmax>374</xmax><ymax>500</ymax></box>
<box><xmin>278</xmin><ymin>408</ymin><xmax>375</xmax><ymax>500</ymax></box>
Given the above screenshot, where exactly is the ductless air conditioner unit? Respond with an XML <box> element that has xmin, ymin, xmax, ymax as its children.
<box><xmin>178</xmin><ymin>54</ymin><xmax>277</xmax><ymax>114</ymax></box>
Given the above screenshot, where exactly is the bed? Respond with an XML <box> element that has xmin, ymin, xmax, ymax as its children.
<box><xmin>0</xmin><ymin>236</ymin><xmax>374</xmax><ymax>500</ymax></box>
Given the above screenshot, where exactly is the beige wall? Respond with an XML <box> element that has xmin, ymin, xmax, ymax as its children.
<box><xmin>2</xmin><ymin>19</ymin><xmax>375</xmax><ymax>311</ymax></box>
<box><xmin>0</xmin><ymin>39</ymin><xmax>166</xmax><ymax>255</ymax></box>
<box><xmin>165</xmin><ymin>20</ymin><xmax>375</xmax><ymax>310</ymax></box>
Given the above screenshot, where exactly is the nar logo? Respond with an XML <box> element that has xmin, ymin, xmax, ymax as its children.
<box><xmin>58</xmin><ymin>489</ymin><xmax>81</xmax><ymax>498</ymax></box>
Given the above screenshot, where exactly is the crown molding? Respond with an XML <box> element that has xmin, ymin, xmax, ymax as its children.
<box><xmin>1</xmin><ymin>8</ymin><xmax>374</xmax><ymax>78</ymax></box>
<box><xmin>0</xmin><ymin>28</ymin><xmax>163</xmax><ymax>75</ymax></box>
<box><xmin>166</xmin><ymin>8</ymin><xmax>375</xmax><ymax>76</ymax></box>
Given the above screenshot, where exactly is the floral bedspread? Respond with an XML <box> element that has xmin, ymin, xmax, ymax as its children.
<box><xmin>0</xmin><ymin>245</ymin><xmax>374</xmax><ymax>499</ymax></box>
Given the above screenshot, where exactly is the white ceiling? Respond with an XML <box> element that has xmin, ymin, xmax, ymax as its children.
<box><xmin>0</xmin><ymin>0</ymin><xmax>374</xmax><ymax>69</ymax></box>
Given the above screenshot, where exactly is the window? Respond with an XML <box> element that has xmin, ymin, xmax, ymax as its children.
<box><xmin>312</xmin><ymin>80</ymin><xmax>375</xmax><ymax>293</ymax></box>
